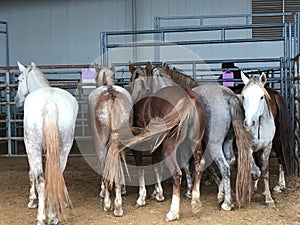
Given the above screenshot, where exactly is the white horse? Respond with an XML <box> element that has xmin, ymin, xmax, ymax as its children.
<box><xmin>241</xmin><ymin>72</ymin><xmax>276</xmax><ymax>207</ymax></box>
<box><xmin>16</xmin><ymin>62</ymin><xmax>78</xmax><ymax>225</ymax></box>
<box><xmin>88</xmin><ymin>64</ymin><xmax>133</xmax><ymax>217</ymax></box>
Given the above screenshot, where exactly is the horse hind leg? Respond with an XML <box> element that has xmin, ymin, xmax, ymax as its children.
<box><xmin>214</xmin><ymin>152</ymin><xmax>233</xmax><ymax>211</ymax></box>
<box><xmin>28</xmin><ymin>170</ymin><xmax>38</xmax><ymax>208</ymax></box>
<box><xmin>135</xmin><ymin>168</ymin><xmax>146</xmax><ymax>207</ymax></box>
<box><xmin>47</xmin><ymin>204</ymin><xmax>59</xmax><ymax>225</ymax></box>
<box><xmin>114</xmin><ymin>182</ymin><xmax>123</xmax><ymax>217</ymax></box>
<box><xmin>272</xmin><ymin>164</ymin><xmax>286</xmax><ymax>194</ymax></box>
<box><xmin>162</xmin><ymin>141</ymin><xmax>182</xmax><ymax>222</ymax></box>
<box><xmin>150</xmin><ymin>149</ymin><xmax>165</xmax><ymax>202</ymax></box>
<box><xmin>183</xmin><ymin>162</ymin><xmax>193</xmax><ymax>199</ymax></box>
<box><xmin>36</xmin><ymin>173</ymin><xmax>46</xmax><ymax>225</ymax></box>
<box><xmin>103</xmin><ymin>185</ymin><xmax>112</xmax><ymax>212</ymax></box>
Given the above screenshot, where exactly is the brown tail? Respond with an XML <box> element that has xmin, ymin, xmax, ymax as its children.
<box><xmin>43</xmin><ymin>102</ymin><xmax>72</xmax><ymax>221</ymax></box>
<box><xmin>274</xmin><ymin>94</ymin><xmax>294</xmax><ymax>176</ymax></box>
<box><xmin>229</xmin><ymin>96</ymin><xmax>252</xmax><ymax>208</ymax></box>
<box><xmin>119</xmin><ymin>98</ymin><xmax>193</xmax><ymax>154</ymax></box>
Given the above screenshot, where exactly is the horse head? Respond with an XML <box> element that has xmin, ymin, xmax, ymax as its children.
<box><xmin>16</xmin><ymin>61</ymin><xmax>50</xmax><ymax>107</ymax></box>
<box><xmin>15</xmin><ymin>62</ymin><xmax>32</xmax><ymax>107</ymax></box>
<box><xmin>241</xmin><ymin>71</ymin><xmax>271</xmax><ymax>131</ymax></box>
<box><xmin>94</xmin><ymin>63</ymin><xmax>114</xmax><ymax>87</ymax></box>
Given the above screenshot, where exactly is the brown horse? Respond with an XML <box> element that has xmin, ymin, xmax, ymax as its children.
<box><xmin>125</xmin><ymin>63</ymin><xmax>206</xmax><ymax>221</ymax></box>
<box><xmin>88</xmin><ymin>65</ymin><xmax>133</xmax><ymax>217</ymax></box>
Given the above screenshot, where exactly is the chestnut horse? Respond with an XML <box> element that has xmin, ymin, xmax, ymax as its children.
<box><xmin>88</xmin><ymin>65</ymin><xmax>133</xmax><ymax>217</ymax></box>
<box><xmin>125</xmin><ymin>63</ymin><xmax>206</xmax><ymax>221</ymax></box>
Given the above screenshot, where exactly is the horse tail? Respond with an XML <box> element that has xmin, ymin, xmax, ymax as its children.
<box><xmin>102</xmin><ymin>88</ymin><xmax>128</xmax><ymax>189</ymax></box>
<box><xmin>229</xmin><ymin>95</ymin><xmax>252</xmax><ymax>208</ymax></box>
<box><xmin>43</xmin><ymin>101</ymin><xmax>72</xmax><ymax>221</ymax></box>
<box><xmin>274</xmin><ymin>94</ymin><xmax>294</xmax><ymax>175</ymax></box>
<box><xmin>120</xmin><ymin>97</ymin><xmax>192</xmax><ymax>154</ymax></box>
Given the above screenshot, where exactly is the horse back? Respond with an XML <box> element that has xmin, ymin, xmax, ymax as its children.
<box><xmin>24</xmin><ymin>87</ymin><xmax>78</xmax><ymax>130</ymax></box>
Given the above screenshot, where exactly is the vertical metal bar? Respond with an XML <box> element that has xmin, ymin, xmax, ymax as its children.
<box><xmin>192</xmin><ymin>62</ymin><xmax>196</xmax><ymax>80</ymax></box>
<box><xmin>288</xmin><ymin>22</ymin><xmax>295</xmax><ymax>175</ymax></box>
<box><xmin>5</xmin><ymin>70</ymin><xmax>11</xmax><ymax>156</ymax></box>
<box><xmin>283</xmin><ymin>23</ymin><xmax>289</xmax><ymax>104</ymax></box>
<box><xmin>100</xmin><ymin>32</ymin><xmax>104</xmax><ymax>65</ymax></box>
<box><xmin>280</xmin><ymin>57</ymin><xmax>284</xmax><ymax>94</ymax></box>
<box><xmin>5</xmin><ymin>22</ymin><xmax>9</xmax><ymax>67</ymax></box>
<box><xmin>221</xmin><ymin>28</ymin><xmax>225</xmax><ymax>41</ymax></box>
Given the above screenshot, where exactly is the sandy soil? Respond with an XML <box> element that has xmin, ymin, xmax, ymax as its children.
<box><xmin>0</xmin><ymin>156</ymin><xmax>299</xmax><ymax>225</ymax></box>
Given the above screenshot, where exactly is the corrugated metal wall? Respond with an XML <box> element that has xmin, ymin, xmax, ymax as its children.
<box><xmin>1</xmin><ymin>0</ymin><xmax>287</xmax><ymax>67</ymax></box>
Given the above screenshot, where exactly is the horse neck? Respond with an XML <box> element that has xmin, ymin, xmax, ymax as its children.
<box><xmin>27</xmin><ymin>70</ymin><xmax>50</xmax><ymax>92</ymax></box>
<box><xmin>166</xmin><ymin>69</ymin><xmax>198</xmax><ymax>88</ymax></box>
<box><xmin>131</xmin><ymin>78</ymin><xmax>150</xmax><ymax>102</ymax></box>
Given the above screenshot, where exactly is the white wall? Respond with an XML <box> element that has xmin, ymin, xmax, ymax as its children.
<box><xmin>0</xmin><ymin>0</ymin><xmax>285</xmax><ymax>69</ymax></box>
<box><xmin>0</xmin><ymin>0</ymin><xmax>133</xmax><ymax>65</ymax></box>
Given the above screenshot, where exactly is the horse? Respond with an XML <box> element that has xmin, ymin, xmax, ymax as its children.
<box><xmin>87</xmin><ymin>64</ymin><xmax>133</xmax><ymax>217</ymax></box>
<box><xmin>230</xmin><ymin>76</ymin><xmax>294</xmax><ymax>194</ymax></box>
<box><xmin>240</xmin><ymin>72</ymin><xmax>276</xmax><ymax>206</ymax></box>
<box><xmin>157</xmin><ymin>62</ymin><xmax>253</xmax><ymax>209</ymax></box>
<box><xmin>15</xmin><ymin>62</ymin><xmax>78</xmax><ymax>225</ymax></box>
<box><xmin>126</xmin><ymin>62</ymin><xmax>206</xmax><ymax>221</ymax></box>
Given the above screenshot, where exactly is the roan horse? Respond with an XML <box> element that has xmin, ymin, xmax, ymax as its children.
<box><xmin>88</xmin><ymin>64</ymin><xmax>133</xmax><ymax>217</ymax></box>
<box><xmin>152</xmin><ymin>62</ymin><xmax>252</xmax><ymax>210</ymax></box>
<box><xmin>126</xmin><ymin>62</ymin><xmax>206</xmax><ymax>221</ymax></box>
<box><xmin>15</xmin><ymin>62</ymin><xmax>78</xmax><ymax>225</ymax></box>
<box><xmin>240</xmin><ymin>72</ymin><xmax>276</xmax><ymax>206</ymax></box>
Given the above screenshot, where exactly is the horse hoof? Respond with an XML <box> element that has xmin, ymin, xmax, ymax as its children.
<box><xmin>114</xmin><ymin>208</ymin><xmax>124</xmax><ymax>217</ymax></box>
<box><xmin>185</xmin><ymin>192</ymin><xmax>192</xmax><ymax>199</ymax></box>
<box><xmin>134</xmin><ymin>202</ymin><xmax>146</xmax><ymax>208</ymax></box>
<box><xmin>265</xmin><ymin>201</ymin><xmax>275</xmax><ymax>207</ymax></box>
<box><xmin>48</xmin><ymin>217</ymin><xmax>59</xmax><ymax>225</ymax></box>
<box><xmin>272</xmin><ymin>185</ymin><xmax>282</xmax><ymax>195</ymax></box>
<box><xmin>165</xmin><ymin>211</ymin><xmax>179</xmax><ymax>222</ymax></box>
<box><xmin>28</xmin><ymin>202</ymin><xmax>37</xmax><ymax>209</ymax></box>
<box><xmin>104</xmin><ymin>205</ymin><xmax>113</xmax><ymax>212</ymax></box>
<box><xmin>217</xmin><ymin>193</ymin><xmax>224</xmax><ymax>204</ymax></box>
<box><xmin>156</xmin><ymin>195</ymin><xmax>165</xmax><ymax>202</ymax></box>
<box><xmin>191</xmin><ymin>202</ymin><xmax>202</xmax><ymax>214</ymax></box>
<box><xmin>221</xmin><ymin>202</ymin><xmax>232</xmax><ymax>211</ymax></box>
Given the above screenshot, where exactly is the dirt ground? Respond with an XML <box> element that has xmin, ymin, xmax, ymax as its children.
<box><xmin>0</xmin><ymin>156</ymin><xmax>299</xmax><ymax>225</ymax></box>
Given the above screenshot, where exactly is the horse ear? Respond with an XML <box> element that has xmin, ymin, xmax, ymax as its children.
<box><xmin>146</xmin><ymin>61</ymin><xmax>152</xmax><ymax>75</ymax></box>
<box><xmin>162</xmin><ymin>61</ymin><xmax>168</xmax><ymax>69</ymax></box>
<box><xmin>17</xmin><ymin>61</ymin><xmax>26</xmax><ymax>72</ymax></box>
<box><xmin>128</xmin><ymin>61</ymin><xmax>135</xmax><ymax>74</ymax></box>
<box><xmin>110</xmin><ymin>64</ymin><xmax>115</xmax><ymax>73</ymax></box>
<box><xmin>260</xmin><ymin>72</ymin><xmax>267</xmax><ymax>86</ymax></box>
<box><xmin>241</xmin><ymin>71</ymin><xmax>249</xmax><ymax>85</ymax></box>
<box><xmin>94</xmin><ymin>63</ymin><xmax>101</xmax><ymax>74</ymax></box>
<box><xmin>102</xmin><ymin>71</ymin><xmax>107</xmax><ymax>86</ymax></box>
<box><xmin>31</xmin><ymin>62</ymin><xmax>36</xmax><ymax>67</ymax></box>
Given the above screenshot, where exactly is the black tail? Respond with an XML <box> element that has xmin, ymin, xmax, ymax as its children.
<box><xmin>273</xmin><ymin>94</ymin><xmax>294</xmax><ymax>176</ymax></box>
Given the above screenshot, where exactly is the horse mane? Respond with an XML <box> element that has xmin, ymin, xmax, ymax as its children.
<box><xmin>161</xmin><ymin>63</ymin><xmax>199</xmax><ymax>88</ymax></box>
<box><xmin>27</xmin><ymin>65</ymin><xmax>50</xmax><ymax>91</ymax></box>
